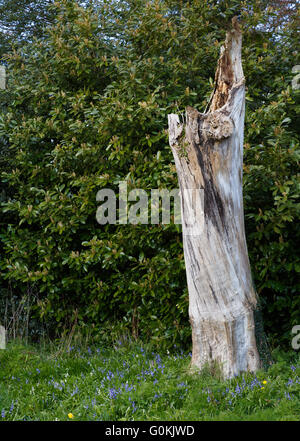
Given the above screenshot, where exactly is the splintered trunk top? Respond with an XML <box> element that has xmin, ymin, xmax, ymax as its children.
<box><xmin>168</xmin><ymin>18</ymin><xmax>261</xmax><ymax>378</ymax></box>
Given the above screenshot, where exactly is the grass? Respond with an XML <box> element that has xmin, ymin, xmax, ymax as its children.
<box><xmin>0</xmin><ymin>339</ymin><xmax>299</xmax><ymax>421</ymax></box>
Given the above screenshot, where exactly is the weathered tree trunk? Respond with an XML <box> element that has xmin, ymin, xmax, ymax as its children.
<box><xmin>168</xmin><ymin>19</ymin><xmax>261</xmax><ymax>378</ymax></box>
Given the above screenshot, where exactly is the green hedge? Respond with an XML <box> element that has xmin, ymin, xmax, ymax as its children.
<box><xmin>0</xmin><ymin>0</ymin><xmax>299</xmax><ymax>348</ymax></box>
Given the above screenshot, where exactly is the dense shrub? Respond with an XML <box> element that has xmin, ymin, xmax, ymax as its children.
<box><xmin>0</xmin><ymin>0</ymin><xmax>299</xmax><ymax>348</ymax></box>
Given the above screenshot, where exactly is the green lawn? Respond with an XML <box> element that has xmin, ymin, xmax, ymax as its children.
<box><xmin>0</xmin><ymin>340</ymin><xmax>299</xmax><ymax>421</ymax></box>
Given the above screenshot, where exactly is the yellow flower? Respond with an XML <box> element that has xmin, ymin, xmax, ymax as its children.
<box><xmin>261</xmin><ymin>387</ymin><xmax>264</xmax><ymax>390</ymax></box>
<box><xmin>68</xmin><ymin>413</ymin><xmax>74</xmax><ymax>419</ymax></box>
<box><xmin>262</xmin><ymin>380</ymin><xmax>267</xmax><ymax>385</ymax></box>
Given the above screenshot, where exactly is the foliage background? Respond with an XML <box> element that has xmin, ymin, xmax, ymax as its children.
<box><xmin>0</xmin><ymin>0</ymin><xmax>299</xmax><ymax>349</ymax></box>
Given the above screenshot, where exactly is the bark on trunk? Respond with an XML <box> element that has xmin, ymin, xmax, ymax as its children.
<box><xmin>168</xmin><ymin>18</ymin><xmax>261</xmax><ymax>378</ymax></box>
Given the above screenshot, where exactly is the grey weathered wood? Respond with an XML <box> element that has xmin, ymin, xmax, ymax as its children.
<box><xmin>0</xmin><ymin>66</ymin><xmax>6</xmax><ymax>90</ymax></box>
<box><xmin>0</xmin><ymin>325</ymin><xmax>5</xmax><ymax>349</ymax></box>
<box><xmin>168</xmin><ymin>19</ymin><xmax>260</xmax><ymax>378</ymax></box>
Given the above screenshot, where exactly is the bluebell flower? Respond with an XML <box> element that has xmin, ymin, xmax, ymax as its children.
<box><xmin>109</xmin><ymin>388</ymin><xmax>117</xmax><ymax>399</ymax></box>
<box><xmin>71</xmin><ymin>386</ymin><xmax>79</xmax><ymax>397</ymax></box>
